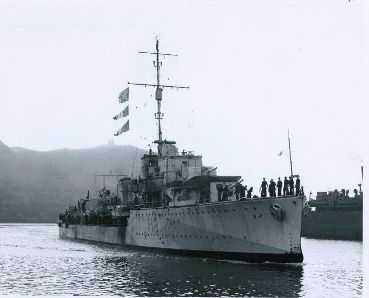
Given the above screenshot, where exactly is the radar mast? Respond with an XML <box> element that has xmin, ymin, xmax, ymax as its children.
<box><xmin>128</xmin><ymin>38</ymin><xmax>189</xmax><ymax>154</ymax></box>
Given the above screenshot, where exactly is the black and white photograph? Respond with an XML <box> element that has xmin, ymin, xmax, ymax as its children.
<box><xmin>0</xmin><ymin>0</ymin><xmax>366</xmax><ymax>297</ymax></box>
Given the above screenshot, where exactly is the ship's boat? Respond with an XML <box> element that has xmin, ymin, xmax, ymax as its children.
<box><xmin>59</xmin><ymin>39</ymin><xmax>305</xmax><ymax>263</ymax></box>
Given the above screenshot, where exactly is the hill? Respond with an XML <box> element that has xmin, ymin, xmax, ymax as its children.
<box><xmin>0</xmin><ymin>141</ymin><xmax>145</xmax><ymax>222</ymax></box>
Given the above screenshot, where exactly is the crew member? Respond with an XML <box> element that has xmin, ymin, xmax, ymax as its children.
<box><xmin>216</xmin><ymin>184</ymin><xmax>223</xmax><ymax>201</ymax></box>
<box><xmin>269</xmin><ymin>179</ymin><xmax>276</xmax><ymax>197</ymax></box>
<box><xmin>289</xmin><ymin>176</ymin><xmax>295</xmax><ymax>196</ymax></box>
<box><xmin>283</xmin><ymin>177</ymin><xmax>289</xmax><ymax>195</ymax></box>
<box><xmin>260</xmin><ymin>178</ymin><xmax>268</xmax><ymax>198</ymax></box>
<box><xmin>235</xmin><ymin>183</ymin><xmax>241</xmax><ymax>200</ymax></box>
<box><xmin>247</xmin><ymin>187</ymin><xmax>253</xmax><ymax>198</ymax></box>
<box><xmin>239</xmin><ymin>184</ymin><xmax>246</xmax><ymax>199</ymax></box>
<box><xmin>295</xmin><ymin>176</ymin><xmax>301</xmax><ymax>195</ymax></box>
<box><xmin>222</xmin><ymin>185</ymin><xmax>229</xmax><ymax>201</ymax></box>
<box><xmin>277</xmin><ymin>177</ymin><xmax>282</xmax><ymax>197</ymax></box>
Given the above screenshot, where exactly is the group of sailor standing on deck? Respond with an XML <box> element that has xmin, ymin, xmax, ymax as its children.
<box><xmin>260</xmin><ymin>176</ymin><xmax>302</xmax><ymax>198</ymax></box>
<box><xmin>217</xmin><ymin>175</ymin><xmax>302</xmax><ymax>202</ymax></box>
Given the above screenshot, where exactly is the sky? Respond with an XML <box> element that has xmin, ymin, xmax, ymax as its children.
<box><xmin>0</xmin><ymin>0</ymin><xmax>368</xmax><ymax>197</ymax></box>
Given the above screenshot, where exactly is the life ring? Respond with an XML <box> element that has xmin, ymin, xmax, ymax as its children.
<box><xmin>270</xmin><ymin>204</ymin><xmax>285</xmax><ymax>221</ymax></box>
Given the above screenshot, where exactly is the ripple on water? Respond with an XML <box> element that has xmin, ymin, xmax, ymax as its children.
<box><xmin>0</xmin><ymin>224</ymin><xmax>363</xmax><ymax>297</ymax></box>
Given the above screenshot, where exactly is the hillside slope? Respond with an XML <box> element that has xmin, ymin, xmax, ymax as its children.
<box><xmin>0</xmin><ymin>141</ymin><xmax>145</xmax><ymax>222</ymax></box>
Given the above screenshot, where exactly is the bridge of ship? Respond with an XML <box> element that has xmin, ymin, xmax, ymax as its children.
<box><xmin>118</xmin><ymin>142</ymin><xmax>242</xmax><ymax>208</ymax></box>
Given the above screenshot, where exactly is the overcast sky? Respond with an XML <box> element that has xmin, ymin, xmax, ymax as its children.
<box><xmin>0</xmin><ymin>0</ymin><xmax>367</xmax><ymax>196</ymax></box>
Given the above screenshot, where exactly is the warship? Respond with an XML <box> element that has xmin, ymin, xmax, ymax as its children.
<box><xmin>59</xmin><ymin>39</ymin><xmax>305</xmax><ymax>263</ymax></box>
<box><xmin>302</xmin><ymin>182</ymin><xmax>363</xmax><ymax>241</ymax></box>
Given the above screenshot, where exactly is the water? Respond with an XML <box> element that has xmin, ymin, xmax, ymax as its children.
<box><xmin>0</xmin><ymin>224</ymin><xmax>362</xmax><ymax>297</ymax></box>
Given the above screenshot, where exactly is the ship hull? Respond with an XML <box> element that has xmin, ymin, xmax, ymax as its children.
<box><xmin>59</xmin><ymin>196</ymin><xmax>304</xmax><ymax>263</ymax></box>
<box><xmin>301</xmin><ymin>209</ymin><xmax>362</xmax><ymax>241</ymax></box>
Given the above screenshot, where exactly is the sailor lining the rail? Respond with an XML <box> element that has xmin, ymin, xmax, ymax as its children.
<box><xmin>216</xmin><ymin>184</ymin><xmax>223</xmax><ymax>201</ymax></box>
<box><xmin>247</xmin><ymin>187</ymin><xmax>253</xmax><ymax>198</ymax></box>
<box><xmin>258</xmin><ymin>176</ymin><xmax>303</xmax><ymax>197</ymax></box>
<box><xmin>289</xmin><ymin>176</ymin><xmax>295</xmax><ymax>196</ymax></box>
<box><xmin>277</xmin><ymin>178</ymin><xmax>282</xmax><ymax>196</ymax></box>
<box><xmin>268</xmin><ymin>179</ymin><xmax>276</xmax><ymax>197</ymax></box>
<box><xmin>283</xmin><ymin>177</ymin><xmax>289</xmax><ymax>196</ymax></box>
<box><xmin>295</xmin><ymin>176</ymin><xmax>301</xmax><ymax>195</ymax></box>
<box><xmin>260</xmin><ymin>178</ymin><xmax>268</xmax><ymax>198</ymax></box>
<box><xmin>235</xmin><ymin>182</ymin><xmax>247</xmax><ymax>200</ymax></box>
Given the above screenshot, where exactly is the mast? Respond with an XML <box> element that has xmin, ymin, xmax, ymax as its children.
<box><xmin>155</xmin><ymin>39</ymin><xmax>163</xmax><ymax>142</ymax></box>
<box><xmin>288</xmin><ymin>129</ymin><xmax>294</xmax><ymax>177</ymax></box>
<box><xmin>128</xmin><ymin>37</ymin><xmax>189</xmax><ymax>155</ymax></box>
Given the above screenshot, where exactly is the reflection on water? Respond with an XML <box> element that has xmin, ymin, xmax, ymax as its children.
<box><xmin>0</xmin><ymin>224</ymin><xmax>362</xmax><ymax>297</ymax></box>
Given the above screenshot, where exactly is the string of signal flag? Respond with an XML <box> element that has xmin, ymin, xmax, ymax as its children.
<box><xmin>113</xmin><ymin>39</ymin><xmax>189</xmax><ymax>140</ymax></box>
<box><xmin>113</xmin><ymin>87</ymin><xmax>130</xmax><ymax>136</ymax></box>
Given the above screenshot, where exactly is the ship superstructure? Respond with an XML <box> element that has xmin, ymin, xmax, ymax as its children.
<box><xmin>59</xmin><ymin>39</ymin><xmax>305</xmax><ymax>263</ymax></box>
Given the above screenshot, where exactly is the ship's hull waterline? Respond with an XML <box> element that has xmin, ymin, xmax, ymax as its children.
<box><xmin>59</xmin><ymin>196</ymin><xmax>304</xmax><ymax>263</ymax></box>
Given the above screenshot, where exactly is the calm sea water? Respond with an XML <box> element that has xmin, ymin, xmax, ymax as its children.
<box><xmin>0</xmin><ymin>224</ymin><xmax>362</xmax><ymax>297</ymax></box>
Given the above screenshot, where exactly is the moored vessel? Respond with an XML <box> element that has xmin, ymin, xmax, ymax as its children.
<box><xmin>302</xmin><ymin>185</ymin><xmax>363</xmax><ymax>241</ymax></box>
<box><xmin>59</xmin><ymin>39</ymin><xmax>305</xmax><ymax>263</ymax></box>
